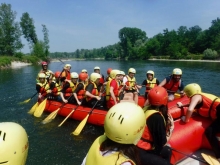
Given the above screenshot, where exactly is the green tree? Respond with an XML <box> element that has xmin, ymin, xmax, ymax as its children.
<box><xmin>20</xmin><ymin>12</ymin><xmax>38</xmax><ymax>45</ymax></box>
<box><xmin>31</xmin><ymin>41</ymin><xmax>45</xmax><ymax>58</ymax></box>
<box><xmin>119</xmin><ymin>27</ymin><xmax>147</xmax><ymax>59</ymax></box>
<box><xmin>76</xmin><ymin>49</ymin><xmax>80</xmax><ymax>58</ymax></box>
<box><xmin>42</xmin><ymin>24</ymin><xmax>49</xmax><ymax>57</ymax></box>
<box><xmin>0</xmin><ymin>3</ymin><xmax>23</xmax><ymax>56</ymax></box>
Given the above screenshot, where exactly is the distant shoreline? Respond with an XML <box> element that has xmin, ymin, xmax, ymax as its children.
<box><xmin>148</xmin><ymin>58</ymin><xmax>220</xmax><ymax>62</ymax></box>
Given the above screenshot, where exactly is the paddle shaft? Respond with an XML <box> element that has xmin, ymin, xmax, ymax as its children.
<box><xmin>58</xmin><ymin>105</ymin><xmax>79</xmax><ymax>127</ymax></box>
<box><xmin>172</xmin><ymin>148</ymin><xmax>209</xmax><ymax>164</ymax></box>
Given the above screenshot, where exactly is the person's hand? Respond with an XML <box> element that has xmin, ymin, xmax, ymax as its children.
<box><xmin>177</xmin><ymin>102</ymin><xmax>183</xmax><ymax>108</ymax></box>
<box><xmin>47</xmin><ymin>90</ymin><xmax>52</xmax><ymax>93</ymax></box>
<box><xmin>38</xmin><ymin>93</ymin><xmax>42</xmax><ymax>99</ymax></box>
<box><xmin>96</xmin><ymin>96</ymin><xmax>101</xmax><ymax>101</ymax></box>
<box><xmin>77</xmin><ymin>101</ymin><xmax>82</xmax><ymax>105</ymax></box>
<box><xmin>63</xmin><ymin>99</ymin><xmax>68</xmax><ymax>103</ymax></box>
<box><xmin>180</xmin><ymin>91</ymin><xmax>185</xmax><ymax>97</ymax></box>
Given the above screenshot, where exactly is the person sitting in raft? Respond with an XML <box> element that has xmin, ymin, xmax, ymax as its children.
<box><xmin>60</xmin><ymin>72</ymin><xmax>78</xmax><ymax>104</ymax></box>
<box><xmin>159</xmin><ymin>68</ymin><xmax>184</xmax><ymax>101</ymax></box>
<box><xmin>106</xmin><ymin>70</ymin><xmax>122</xmax><ymax>109</ymax></box>
<box><xmin>137</xmin><ymin>86</ymin><xmax>173</xmax><ymax>165</ymax></box>
<box><xmin>94</xmin><ymin>66</ymin><xmax>105</xmax><ymax>82</ymax></box>
<box><xmin>105</xmin><ymin>68</ymin><xmax>112</xmax><ymax>82</ymax></box>
<box><xmin>47</xmin><ymin>77</ymin><xmax>61</xmax><ymax>101</ymax></box>
<box><xmin>84</xmin><ymin>73</ymin><xmax>104</xmax><ymax>109</ymax></box>
<box><xmin>60</xmin><ymin>64</ymin><xmax>71</xmax><ymax>81</ymax></box>
<box><xmin>123</xmin><ymin>68</ymin><xmax>141</xmax><ymax>104</ymax></box>
<box><xmin>73</xmin><ymin>72</ymin><xmax>88</xmax><ymax>105</ymax></box>
<box><xmin>37</xmin><ymin>61</ymin><xmax>54</xmax><ymax>82</ymax></box>
<box><xmin>0</xmin><ymin>122</ymin><xmax>29</xmax><ymax>165</ymax></box>
<box><xmin>177</xmin><ymin>83</ymin><xmax>220</xmax><ymax>162</ymax></box>
<box><xmin>36</xmin><ymin>73</ymin><xmax>49</xmax><ymax>102</ymax></box>
<box><xmin>81</xmin><ymin>102</ymin><xmax>146</xmax><ymax>165</ymax></box>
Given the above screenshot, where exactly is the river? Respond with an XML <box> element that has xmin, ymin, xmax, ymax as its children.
<box><xmin>0</xmin><ymin>60</ymin><xmax>220</xmax><ymax>165</ymax></box>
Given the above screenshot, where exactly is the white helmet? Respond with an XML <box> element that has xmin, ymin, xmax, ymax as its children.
<box><xmin>0</xmin><ymin>122</ymin><xmax>29</xmax><ymax>165</ymax></box>
<box><xmin>71</xmin><ymin>72</ymin><xmax>79</xmax><ymax>79</ymax></box>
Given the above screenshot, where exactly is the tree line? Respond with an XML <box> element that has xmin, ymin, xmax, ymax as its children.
<box><xmin>0</xmin><ymin>3</ymin><xmax>49</xmax><ymax>60</ymax></box>
<box><xmin>1</xmin><ymin>2</ymin><xmax>220</xmax><ymax>61</ymax></box>
<box><xmin>50</xmin><ymin>18</ymin><xmax>220</xmax><ymax>60</ymax></box>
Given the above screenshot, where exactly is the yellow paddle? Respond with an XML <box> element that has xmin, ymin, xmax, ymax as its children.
<box><xmin>71</xmin><ymin>100</ymin><xmax>100</xmax><ymax>136</ymax></box>
<box><xmin>58</xmin><ymin>105</ymin><xmax>79</xmax><ymax>127</ymax></box>
<box><xmin>34</xmin><ymin>98</ymin><xmax>47</xmax><ymax>117</ymax></box>
<box><xmin>201</xmin><ymin>153</ymin><xmax>220</xmax><ymax>165</ymax></box>
<box><xmin>19</xmin><ymin>92</ymin><xmax>38</xmax><ymax>104</ymax></box>
<box><xmin>28</xmin><ymin>102</ymin><xmax>39</xmax><ymax>114</ymax></box>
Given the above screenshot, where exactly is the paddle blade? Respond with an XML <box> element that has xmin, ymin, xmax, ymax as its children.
<box><xmin>58</xmin><ymin>110</ymin><xmax>75</xmax><ymax>127</ymax></box>
<box><xmin>201</xmin><ymin>153</ymin><xmax>220</xmax><ymax>165</ymax></box>
<box><xmin>71</xmin><ymin>114</ymin><xmax>89</xmax><ymax>136</ymax></box>
<box><xmin>42</xmin><ymin>108</ymin><xmax>60</xmax><ymax>124</ymax></box>
<box><xmin>34</xmin><ymin>99</ymin><xmax>47</xmax><ymax>117</ymax></box>
<box><xmin>28</xmin><ymin>102</ymin><xmax>39</xmax><ymax>114</ymax></box>
<box><xmin>19</xmin><ymin>98</ymin><xmax>31</xmax><ymax>104</ymax></box>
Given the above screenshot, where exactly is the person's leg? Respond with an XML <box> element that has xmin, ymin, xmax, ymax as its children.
<box><xmin>133</xmin><ymin>92</ymin><xmax>138</xmax><ymax>104</ymax></box>
<box><xmin>205</xmin><ymin>119</ymin><xmax>220</xmax><ymax>159</ymax></box>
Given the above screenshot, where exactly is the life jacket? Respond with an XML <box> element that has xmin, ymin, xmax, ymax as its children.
<box><xmin>37</xmin><ymin>82</ymin><xmax>49</xmax><ymax>97</ymax></box>
<box><xmin>163</xmin><ymin>76</ymin><xmax>181</xmax><ymax>93</ymax></box>
<box><xmin>105</xmin><ymin>76</ymin><xmax>112</xmax><ymax>82</ymax></box>
<box><xmin>125</xmin><ymin>75</ymin><xmax>136</xmax><ymax>90</ymax></box>
<box><xmin>85</xmin><ymin>135</ymin><xmax>135</xmax><ymax>165</ymax></box>
<box><xmin>86</xmin><ymin>82</ymin><xmax>99</xmax><ymax>102</ymax></box>
<box><xmin>40</xmin><ymin>69</ymin><xmax>53</xmax><ymax>80</ymax></box>
<box><xmin>77</xmin><ymin>82</ymin><xmax>86</xmax><ymax>100</ymax></box>
<box><xmin>195</xmin><ymin>93</ymin><xmax>220</xmax><ymax>119</ymax></box>
<box><xmin>145</xmin><ymin>78</ymin><xmax>158</xmax><ymax>93</ymax></box>
<box><xmin>64</xmin><ymin>81</ymin><xmax>77</xmax><ymax>97</ymax></box>
<box><xmin>61</xmin><ymin>70</ymin><xmax>71</xmax><ymax>80</ymax></box>
<box><xmin>137</xmin><ymin>110</ymin><xmax>165</xmax><ymax>150</ymax></box>
<box><xmin>106</xmin><ymin>79</ymin><xmax>119</xmax><ymax>101</ymax></box>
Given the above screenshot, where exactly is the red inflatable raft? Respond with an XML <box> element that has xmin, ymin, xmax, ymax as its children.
<box><xmin>43</xmin><ymin>96</ymin><xmax>218</xmax><ymax>164</ymax></box>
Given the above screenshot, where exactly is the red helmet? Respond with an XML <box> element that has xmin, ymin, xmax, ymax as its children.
<box><xmin>55</xmin><ymin>71</ymin><xmax>61</xmax><ymax>78</ymax></box>
<box><xmin>107</xmin><ymin>68</ymin><xmax>112</xmax><ymax>74</ymax></box>
<box><xmin>79</xmin><ymin>72</ymin><xmax>88</xmax><ymax>81</ymax></box>
<box><xmin>148</xmin><ymin>86</ymin><xmax>168</xmax><ymax>106</ymax></box>
<box><xmin>41</xmin><ymin>61</ymin><xmax>48</xmax><ymax>66</ymax></box>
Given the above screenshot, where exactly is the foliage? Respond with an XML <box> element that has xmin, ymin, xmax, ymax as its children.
<box><xmin>42</xmin><ymin>24</ymin><xmax>49</xmax><ymax>57</ymax></box>
<box><xmin>31</xmin><ymin>41</ymin><xmax>46</xmax><ymax>59</ymax></box>
<box><xmin>0</xmin><ymin>3</ymin><xmax>23</xmax><ymax>56</ymax></box>
<box><xmin>203</xmin><ymin>48</ymin><xmax>219</xmax><ymax>60</ymax></box>
<box><xmin>20</xmin><ymin>12</ymin><xmax>38</xmax><ymax>45</ymax></box>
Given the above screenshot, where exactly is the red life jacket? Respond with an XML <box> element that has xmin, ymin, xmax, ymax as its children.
<box><xmin>145</xmin><ymin>78</ymin><xmax>158</xmax><ymax>93</ymax></box>
<box><xmin>106</xmin><ymin>79</ymin><xmax>119</xmax><ymax>101</ymax></box>
<box><xmin>195</xmin><ymin>93</ymin><xmax>220</xmax><ymax>119</ymax></box>
<box><xmin>64</xmin><ymin>81</ymin><xmax>77</xmax><ymax>97</ymax></box>
<box><xmin>37</xmin><ymin>82</ymin><xmax>49</xmax><ymax>97</ymax></box>
<box><xmin>137</xmin><ymin>110</ymin><xmax>165</xmax><ymax>150</ymax></box>
<box><xmin>163</xmin><ymin>77</ymin><xmax>181</xmax><ymax>93</ymax></box>
<box><xmin>77</xmin><ymin>82</ymin><xmax>86</xmax><ymax>100</ymax></box>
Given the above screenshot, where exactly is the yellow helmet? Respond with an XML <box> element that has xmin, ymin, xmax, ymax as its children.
<box><xmin>0</xmin><ymin>122</ymin><xmax>29</xmax><ymax>165</ymax></box>
<box><xmin>172</xmin><ymin>68</ymin><xmax>182</xmax><ymax>75</ymax></box>
<box><xmin>104</xmin><ymin>102</ymin><xmax>145</xmax><ymax>145</ymax></box>
<box><xmin>110</xmin><ymin>70</ymin><xmax>121</xmax><ymax>79</ymax></box>
<box><xmin>128</xmin><ymin>68</ymin><xmax>136</xmax><ymax>74</ymax></box>
<box><xmin>71</xmin><ymin>72</ymin><xmax>79</xmax><ymax>79</ymax></box>
<box><xmin>184</xmin><ymin>83</ymin><xmax>202</xmax><ymax>97</ymax></box>
<box><xmin>146</xmin><ymin>70</ymin><xmax>154</xmax><ymax>77</ymax></box>
<box><xmin>64</xmin><ymin>64</ymin><xmax>71</xmax><ymax>69</ymax></box>
<box><xmin>38</xmin><ymin>73</ymin><xmax>46</xmax><ymax>79</ymax></box>
<box><xmin>90</xmin><ymin>73</ymin><xmax>101</xmax><ymax>82</ymax></box>
<box><xmin>94</xmin><ymin>66</ymin><xmax>100</xmax><ymax>70</ymax></box>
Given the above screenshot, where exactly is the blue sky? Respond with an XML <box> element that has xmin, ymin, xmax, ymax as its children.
<box><xmin>3</xmin><ymin>0</ymin><xmax>220</xmax><ymax>53</ymax></box>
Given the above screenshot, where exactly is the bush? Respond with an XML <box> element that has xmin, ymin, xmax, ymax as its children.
<box><xmin>203</xmin><ymin>48</ymin><xmax>219</xmax><ymax>60</ymax></box>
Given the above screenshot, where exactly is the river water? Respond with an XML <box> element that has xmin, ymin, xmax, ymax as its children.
<box><xmin>0</xmin><ymin>60</ymin><xmax>220</xmax><ymax>165</ymax></box>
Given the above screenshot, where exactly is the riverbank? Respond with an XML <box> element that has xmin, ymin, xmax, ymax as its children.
<box><xmin>148</xmin><ymin>58</ymin><xmax>220</xmax><ymax>62</ymax></box>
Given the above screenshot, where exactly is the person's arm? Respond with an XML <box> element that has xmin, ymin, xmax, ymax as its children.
<box><xmin>85</xmin><ymin>84</ymin><xmax>100</xmax><ymax>100</ymax></box>
<box><xmin>182</xmin><ymin>95</ymin><xmax>202</xmax><ymax>122</ymax></box>
<box><xmin>73</xmin><ymin>84</ymin><xmax>83</xmax><ymax>105</ymax></box>
<box><xmin>159</xmin><ymin>78</ymin><xmax>167</xmax><ymax>87</ymax></box>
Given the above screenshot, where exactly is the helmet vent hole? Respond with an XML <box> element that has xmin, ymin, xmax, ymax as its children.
<box><xmin>109</xmin><ymin>113</ymin><xmax>112</xmax><ymax>119</ymax></box>
<box><xmin>3</xmin><ymin>132</ymin><xmax>6</xmax><ymax>141</ymax></box>
<box><xmin>118</xmin><ymin>115</ymin><xmax>122</xmax><ymax>120</ymax></box>
<box><xmin>112</xmin><ymin>112</ymin><xmax>116</xmax><ymax>117</ymax></box>
<box><xmin>120</xmin><ymin>118</ymin><xmax>124</xmax><ymax>124</ymax></box>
